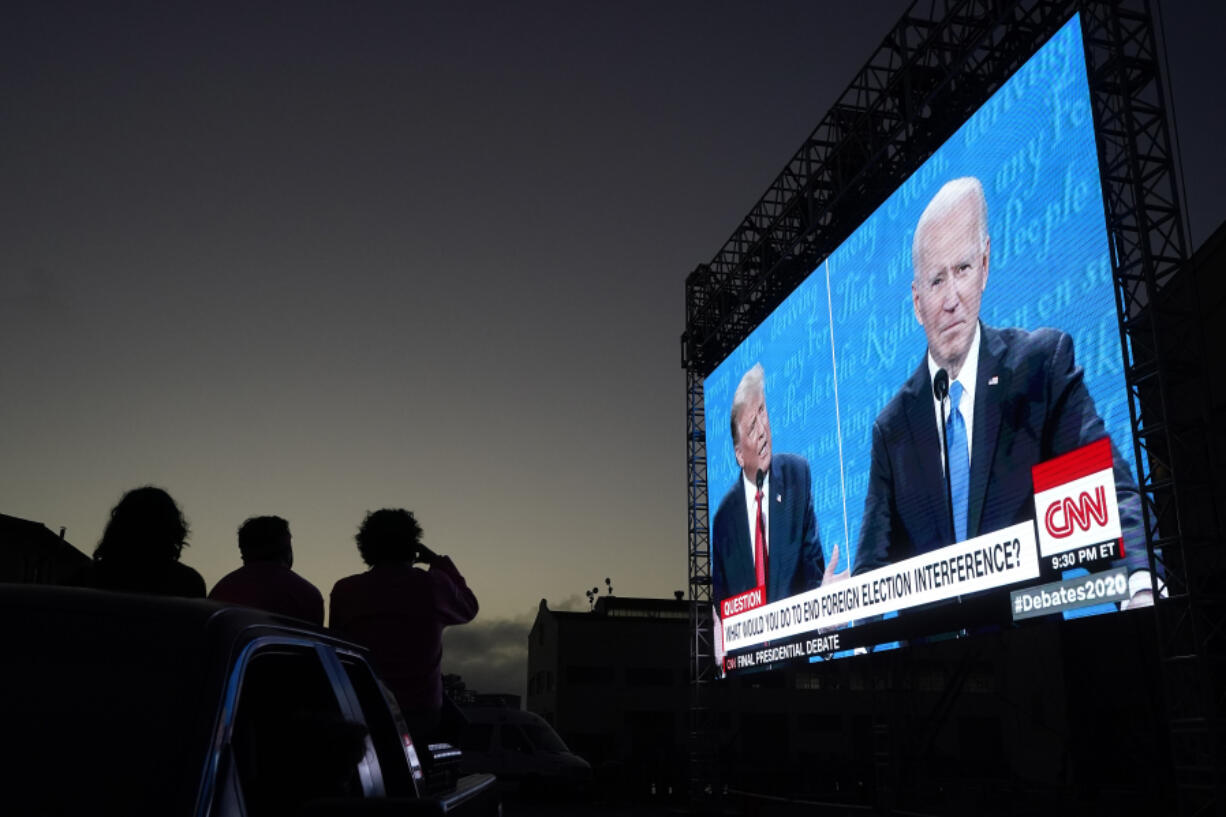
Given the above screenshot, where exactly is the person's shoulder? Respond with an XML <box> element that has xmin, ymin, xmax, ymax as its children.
<box><xmin>875</xmin><ymin>391</ymin><xmax>905</xmax><ymax>426</ymax></box>
<box><xmin>169</xmin><ymin>560</ymin><xmax>206</xmax><ymax>597</ymax></box>
<box><xmin>774</xmin><ymin>452</ymin><xmax>811</xmax><ymax>477</ymax></box>
<box><xmin>287</xmin><ymin>568</ymin><xmax>324</xmax><ymax>596</ymax></box>
<box><xmin>987</xmin><ymin>325</ymin><xmax>1075</xmax><ymax>375</ymax></box>
<box><xmin>713</xmin><ymin>479</ymin><xmax>742</xmax><ymax>521</ymax></box>
<box><xmin>212</xmin><ymin>565</ymin><xmax>246</xmax><ymax>583</ymax></box>
<box><xmin>427</xmin><ymin>557</ymin><xmax>464</xmax><ymax>582</ymax></box>
<box><xmin>330</xmin><ymin>571</ymin><xmax>367</xmax><ymax>595</ymax></box>
<box><xmin>988</xmin><ymin>324</ymin><xmax>1067</xmax><ymax>356</ymax></box>
<box><xmin>875</xmin><ymin>357</ymin><xmax>929</xmax><ymax>427</ymax></box>
<box><xmin>207</xmin><ymin>566</ymin><xmax>244</xmax><ymax>595</ymax></box>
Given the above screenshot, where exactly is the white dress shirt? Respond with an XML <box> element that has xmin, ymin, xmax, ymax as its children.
<box><xmin>741</xmin><ymin>469</ymin><xmax>770</xmax><ymax>564</ymax></box>
<box><xmin>928</xmin><ymin>322</ymin><xmax>981</xmax><ymax>474</ymax></box>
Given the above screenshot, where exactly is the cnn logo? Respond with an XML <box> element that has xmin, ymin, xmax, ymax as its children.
<box><xmin>1044</xmin><ymin>486</ymin><xmax>1109</xmax><ymax>539</ymax></box>
<box><xmin>1032</xmin><ymin>439</ymin><xmax>1121</xmax><ymax>558</ymax></box>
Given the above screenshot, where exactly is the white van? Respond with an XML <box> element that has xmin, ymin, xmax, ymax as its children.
<box><xmin>459</xmin><ymin>707</ymin><xmax>593</xmax><ymax>797</ymax></box>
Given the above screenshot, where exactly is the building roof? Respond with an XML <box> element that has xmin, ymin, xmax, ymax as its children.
<box><xmin>0</xmin><ymin>512</ymin><xmax>90</xmax><ymax>582</ymax></box>
<box><xmin>535</xmin><ymin>594</ymin><xmax>692</xmax><ymax>621</ymax></box>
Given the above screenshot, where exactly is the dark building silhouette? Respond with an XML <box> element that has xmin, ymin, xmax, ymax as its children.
<box><xmin>1176</xmin><ymin>217</ymin><xmax>1226</xmax><ymax>519</ymax></box>
<box><xmin>527</xmin><ymin>594</ymin><xmax>691</xmax><ymax>799</ymax></box>
<box><xmin>0</xmin><ymin>513</ymin><xmax>89</xmax><ymax>584</ymax></box>
<box><xmin>528</xmin><ymin>592</ymin><xmax>1167</xmax><ymax>812</ymax></box>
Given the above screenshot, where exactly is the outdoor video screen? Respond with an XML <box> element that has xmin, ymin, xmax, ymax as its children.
<box><xmin>704</xmin><ymin>15</ymin><xmax>1155</xmax><ymax>676</ymax></box>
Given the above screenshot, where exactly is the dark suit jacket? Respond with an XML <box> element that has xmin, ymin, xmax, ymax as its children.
<box><xmin>712</xmin><ymin>452</ymin><xmax>826</xmax><ymax>604</ymax></box>
<box><xmin>853</xmin><ymin>324</ymin><xmax>1147</xmax><ymax>576</ymax></box>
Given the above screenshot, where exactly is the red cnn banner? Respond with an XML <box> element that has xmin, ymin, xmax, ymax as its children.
<box><xmin>1031</xmin><ymin>438</ymin><xmax>1122</xmax><ymax>558</ymax></box>
<box><xmin>721</xmin><ymin>586</ymin><xmax>765</xmax><ymax>619</ymax></box>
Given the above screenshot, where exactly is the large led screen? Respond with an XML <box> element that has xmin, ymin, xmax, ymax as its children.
<box><xmin>704</xmin><ymin>15</ymin><xmax>1155</xmax><ymax>676</ymax></box>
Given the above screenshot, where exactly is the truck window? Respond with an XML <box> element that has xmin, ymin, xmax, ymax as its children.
<box><xmin>231</xmin><ymin>649</ymin><xmax>367</xmax><ymax>817</ymax></box>
<box><xmin>338</xmin><ymin>653</ymin><xmax>422</xmax><ymax>797</ymax></box>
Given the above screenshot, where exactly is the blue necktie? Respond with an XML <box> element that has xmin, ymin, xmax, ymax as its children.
<box><xmin>948</xmin><ymin>380</ymin><xmax>970</xmax><ymax>542</ymax></box>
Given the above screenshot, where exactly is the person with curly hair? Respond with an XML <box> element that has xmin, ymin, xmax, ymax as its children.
<box><xmin>329</xmin><ymin>508</ymin><xmax>478</xmax><ymax>741</ymax></box>
<box><xmin>72</xmin><ymin>485</ymin><xmax>205</xmax><ymax>597</ymax></box>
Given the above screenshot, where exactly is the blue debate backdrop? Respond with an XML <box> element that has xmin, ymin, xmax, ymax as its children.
<box><xmin>704</xmin><ymin>16</ymin><xmax>1135</xmax><ymax>590</ymax></box>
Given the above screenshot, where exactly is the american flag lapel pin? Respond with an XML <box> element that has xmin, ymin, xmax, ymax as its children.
<box><xmin>777</xmin><ymin>494</ymin><xmax>782</xmax><ymax>503</ymax></box>
<box><xmin>988</xmin><ymin>375</ymin><xmax>999</xmax><ymax>386</ymax></box>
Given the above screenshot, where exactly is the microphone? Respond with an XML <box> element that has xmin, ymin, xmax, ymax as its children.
<box><xmin>755</xmin><ymin>468</ymin><xmax>765</xmax><ymax>490</ymax></box>
<box><xmin>934</xmin><ymin>368</ymin><xmax>955</xmax><ymax>544</ymax></box>
<box><xmin>933</xmin><ymin>368</ymin><xmax>949</xmax><ymax>401</ymax></box>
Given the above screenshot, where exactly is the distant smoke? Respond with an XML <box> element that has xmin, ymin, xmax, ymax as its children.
<box><xmin>552</xmin><ymin>593</ymin><xmax>587</xmax><ymax>612</ymax></box>
<box><xmin>441</xmin><ymin>596</ymin><xmax>588</xmax><ymax>702</ymax></box>
<box><xmin>442</xmin><ymin>613</ymin><xmax>531</xmax><ymax>700</ymax></box>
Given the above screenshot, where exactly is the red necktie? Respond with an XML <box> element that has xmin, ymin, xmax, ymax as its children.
<box><xmin>754</xmin><ymin>489</ymin><xmax>768</xmax><ymax>590</ymax></box>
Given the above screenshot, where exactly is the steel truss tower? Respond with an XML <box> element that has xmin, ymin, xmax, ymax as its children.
<box><xmin>682</xmin><ymin>0</ymin><xmax>1222</xmax><ymax>812</ymax></box>
<box><xmin>1082</xmin><ymin>3</ymin><xmax>1225</xmax><ymax>813</ymax></box>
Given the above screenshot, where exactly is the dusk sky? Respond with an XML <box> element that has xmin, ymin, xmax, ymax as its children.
<box><xmin>4</xmin><ymin>1</ymin><xmax>1223</xmax><ymax>697</ymax></box>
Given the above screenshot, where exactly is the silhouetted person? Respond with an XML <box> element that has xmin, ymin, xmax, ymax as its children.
<box><xmin>209</xmin><ymin>515</ymin><xmax>324</xmax><ymax>624</ymax></box>
<box><xmin>71</xmin><ymin>486</ymin><xmax>205</xmax><ymax>597</ymax></box>
<box><xmin>329</xmin><ymin>509</ymin><xmax>478</xmax><ymax>743</ymax></box>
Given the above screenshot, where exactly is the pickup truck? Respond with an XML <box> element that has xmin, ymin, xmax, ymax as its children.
<box><xmin>3</xmin><ymin>584</ymin><xmax>498</xmax><ymax>816</ymax></box>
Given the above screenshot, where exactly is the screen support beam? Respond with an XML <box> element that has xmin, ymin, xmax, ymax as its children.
<box><xmin>1082</xmin><ymin>1</ymin><xmax>1224</xmax><ymax>812</ymax></box>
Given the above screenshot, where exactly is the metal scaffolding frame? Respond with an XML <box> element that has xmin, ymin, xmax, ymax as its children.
<box><xmin>1082</xmin><ymin>2</ymin><xmax>1225</xmax><ymax>812</ymax></box>
<box><xmin>682</xmin><ymin>0</ymin><xmax>1221</xmax><ymax>811</ymax></box>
